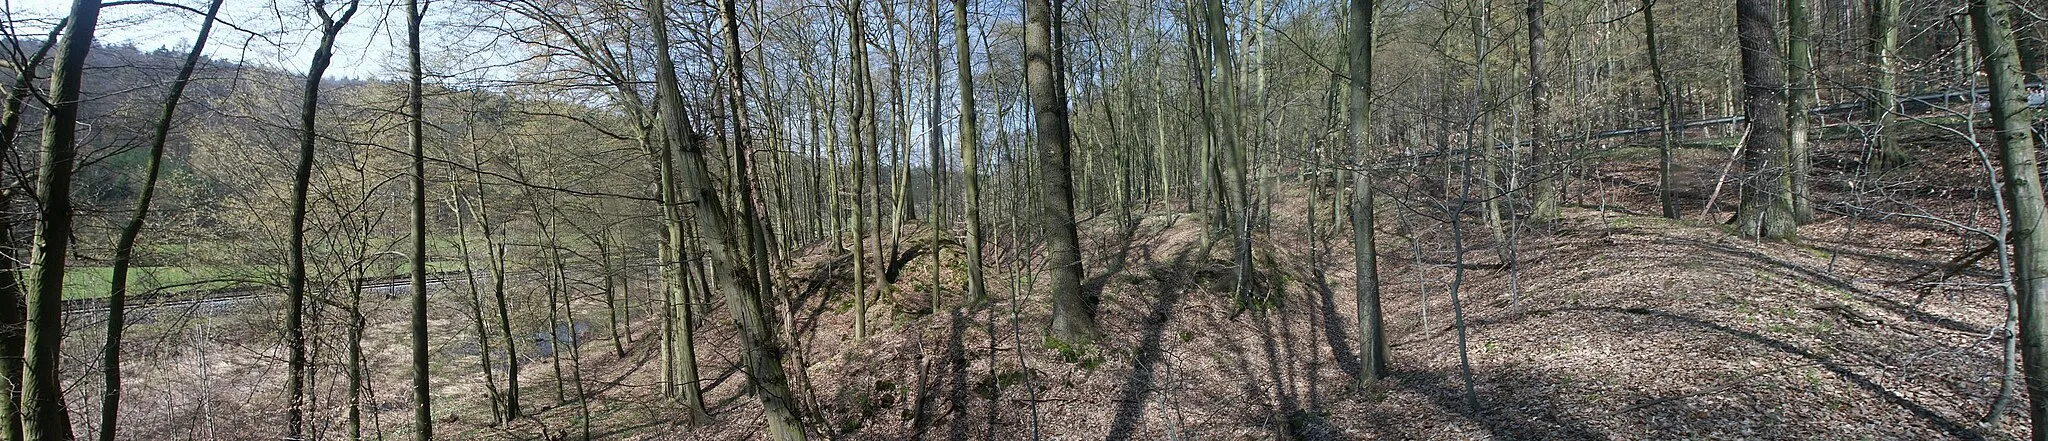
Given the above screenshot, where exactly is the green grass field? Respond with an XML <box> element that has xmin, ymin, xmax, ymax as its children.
<box><xmin>59</xmin><ymin>260</ymin><xmax>467</xmax><ymax>301</ymax></box>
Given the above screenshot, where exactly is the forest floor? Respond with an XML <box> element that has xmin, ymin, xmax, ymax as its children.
<box><xmin>420</xmin><ymin>129</ymin><xmax>2020</xmax><ymax>440</ymax></box>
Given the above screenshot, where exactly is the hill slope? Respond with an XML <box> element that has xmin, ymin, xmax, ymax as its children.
<box><xmin>450</xmin><ymin>195</ymin><xmax>2016</xmax><ymax>440</ymax></box>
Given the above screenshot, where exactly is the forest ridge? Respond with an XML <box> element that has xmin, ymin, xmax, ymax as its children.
<box><xmin>0</xmin><ymin>0</ymin><xmax>2045</xmax><ymax>440</ymax></box>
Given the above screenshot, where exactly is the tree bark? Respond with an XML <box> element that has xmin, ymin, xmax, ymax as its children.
<box><xmin>1868</xmin><ymin>0</ymin><xmax>1905</xmax><ymax>169</ymax></box>
<box><xmin>469</xmin><ymin>130</ymin><xmax>520</xmax><ymax>421</ymax></box>
<box><xmin>1643</xmin><ymin>0</ymin><xmax>1678</xmax><ymax>219</ymax></box>
<box><xmin>1969</xmin><ymin>0</ymin><xmax>2048</xmax><ymax>436</ymax></box>
<box><xmin>884</xmin><ymin>5</ymin><xmax>916</xmax><ymax>261</ymax></box>
<box><xmin>1526</xmin><ymin>0</ymin><xmax>1559</xmax><ymax>223</ymax></box>
<box><xmin>1025</xmin><ymin>0</ymin><xmax>1099</xmax><ymax>343</ymax></box>
<box><xmin>22</xmin><ymin>0</ymin><xmax>103</xmax><ymax>438</ymax></box>
<box><xmin>661</xmin><ymin>0</ymin><xmax>808</xmax><ymax>437</ymax></box>
<box><xmin>448</xmin><ymin>189</ymin><xmax>501</xmax><ymax>424</ymax></box>
<box><xmin>1203</xmin><ymin>0</ymin><xmax>1256</xmax><ymax>306</ymax></box>
<box><xmin>0</xmin><ymin>20</ymin><xmax>61</xmax><ymax>441</ymax></box>
<box><xmin>286</xmin><ymin>3</ymin><xmax>359</xmax><ymax>437</ymax></box>
<box><xmin>1785</xmin><ymin>0</ymin><xmax>1815</xmax><ymax>223</ymax></box>
<box><xmin>1346</xmin><ymin>0</ymin><xmax>1388</xmax><ymax>385</ymax></box>
<box><xmin>404</xmin><ymin>0</ymin><xmax>434</xmax><ymax>436</ymax></box>
<box><xmin>97</xmin><ymin>2</ymin><xmax>223</xmax><ymax>440</ymax></box>
<box><xmin>849</xmin><ymin>0</ymin><xmax>875</xmax><ymax>341</ymax></box>
<box><xmin>1733</xmin><ymin>0</ymin><xmax>1797</xmax><ymax>240</ymax></box>
<box><xmin>926</xmin><ymin>0</ymin><xmax>946</xmax><ymax>315</ymax></box>
<box><xmin>954</xmin><ymin>0</ymin><xmax>988</xmax><ymax>305</ymax></box>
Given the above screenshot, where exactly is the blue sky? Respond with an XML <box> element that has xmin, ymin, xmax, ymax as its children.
<box><xmin>7</xmin><ymin>0</ymin><xmax>405</xmax><ymax>79</ymax></box>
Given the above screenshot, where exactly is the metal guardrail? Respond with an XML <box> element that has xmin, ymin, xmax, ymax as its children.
<box><xmin>1587</xmin><ymin>84</ymin><xmax>2045</xmax><ymax>139</ymax></box>
<box><xmin>1381</xmin><ymin>84</ymin><xmax>2045</xmax><ymax>164</ymax></box>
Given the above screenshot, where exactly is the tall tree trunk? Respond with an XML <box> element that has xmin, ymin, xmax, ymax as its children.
<box><xmin>404</xmin><ymin>0</ymin><xmax>434</xmax><ymax>437</ymax></box>
<box><xmin>819</xmin><ymin>56</ymin><xmax>845</xmax><ymax>253</ymax></box>
<box><xmin>1153</xmin><ymin>56</ymin><xmax>1172</xmax><ymax>207</ymax></box>
<box><xmin>884</xmin><ymin>5</ymin><xmax>916</xmax><ymax>262</ymax></box>
<box><xmin>469</xmin><ymin>132</ymin><xmax>520</xmax><ymax>420</ymax></box>
<box><xmin>97</xmin><ymin>2</ymin><xmax>223</xmax><ymax>439</ymax></box>
<box><xmin>448</xmin><ymin>189</ymin><xmax>501</xmax><ymax>424</ymax></box>
<box><xmin>1203</xmin><ymin>0</ymin><xmax>1255</xmax><ymax>306</ymax></box>
<box><xmin>654</xmin><ymin>103</ymin><xmax>709</xmax><ymax>421</ymax></box>
<box><xmin>532</xmin><ymin>212</ymin><xmax>565</xmax><ymax>405</ymax></box>
<box><xmin>624</xmin><ymin>8</ymin><xmax>712</xmax><ymax>418</ymax></box>
<box><xmin>1185</xmin><ymin>0</ymin><xmax>1226</xmax><ymax>228</ymax></box>
<box><xmin>954</xmin><ymin>0</ymin><xmax>988</xmax><ymax>305</ymax></box>
<box><xmin>0</xmin><ymin>227</ymin><xmax>19</xmax><ymax>441</ymax></box>
<box><xmin>599</xmin><ymin>232</ymin><xmax>624</xmax><ymax>358</ymax></box>
<box><xmin>849</xmin><ymin>0</ymin><xmax>875</xmax><ymax>341</ymax></box>
<box><xmin>1733</xmin><ymin>0</ymin><xmax>1797</xmax><ymax>240</ymax></box>
<box><xmin>2013</xmin><ymin>2</ymin><xmax>2047</xmax><ymax>82</ymax></box>
<box><xmin>1346</xmin><ymin>0</ymin><xmax>1388</xmax><ymax>385</ymax></box>
<box><xmin>346</xmin><ymin>281</ymin><xmax>366</xmax><ymax>441</ymax></box>
<box><xmin>1969</xmin><ymin>0</ymin><xmax>2048</xmax><ymax>436</ymax></box>
<box><xmin>542</xmin><ymin>224</ymin><xmax>591</xmax><ymax>440</ymax></box>
<box><xmin>1469</xmin><ymin>6</ymin><xmax>1509</xmax><ymax>266</ymax></box>
<box><xmin>1250</xmin><ymin>0</ymin><xmax>1272</xmax><ymax>233</ymax></box>
<box><xmin>1785</xmin><ymin>0</ymin><xmax>1815</xmax><ymax>223</ymax></box>
<box><xmin>0</xmin><ymin>21</ymin><xmax>62</xmax><ymax>441</ymax></box>
<box><xmin>1643</xmin><ymin>0</ymin><xmax>1679</xmax><ymax>219</ymax></box>
<box><xmin>1025</xmin><ymin>0</ymin><xmax>1099</xmax><ymax>343</ymax></box>
<box><xmin>926</xmin><ymin>0</ymin><xmax>946</xmax><ymax>234</ymax></box>
<box><xmin>1868</xmin><ymin>0</ymin><xmax>1905</xmax><ymax>169</ymax></box>
<box><xmin>663</xmin><ymin>0</ymin><xmax>809</xmax><ymax>437</ymax></box>
<box><xmin>721</xmin><ymin>0</ymin><xmax>778</xmax><ymax>345</ymax></box>
<box><xmin>22</xmin><ymin>0</ymin><xmax>103</xmax><ymax>438</ymax></box>
<box><xmin>286</xmin><ymin>4</ymin><xmax>359</xmax><ymax>438</ymax></box>
<box><xmin>1526</xmin><ymin>0</ymin><xmax>1558</xmax><ymax>223</ymax></box>
<box><xmin>923</xmin><ymin>4</ymin><xmax>949</xmax><ymax>311</ymax></box>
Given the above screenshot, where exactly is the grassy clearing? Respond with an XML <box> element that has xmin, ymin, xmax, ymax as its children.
<box><xmin>60</xmin><ymin>260</ymin><xmax>467</xmax><ymax>300</ymax></box>
<box><xmin>62</xmin><ymin>266</ymin><xmax>266</xmax><ymax>300</ymax></box>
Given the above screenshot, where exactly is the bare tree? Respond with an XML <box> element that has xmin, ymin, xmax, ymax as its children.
<box><xmin>1733</xmin><ymin>0</ymin><xmax>1796</xmax><ymax>240</ymax></box>
<box><xmin>1785</xmin><ymin>0</ymin><xmax>1815</xmax><ymax>223</ymax></box>
<box><xmin>404</xmin><ymin>0</ymin><xmax>434</xmax><ymax>437</ymax></box>
<box><xmin>954</xmin><ymin>0</ymin><xmax>987</xmax><ymax>305</ymax></box>
<box><xmin>286</xmin><ymin>1</ymin><xmax>361</xmax><ymax>438</ymax></box>
<box><xmin>1868</xmin><ymin>0</ymin><xmax>1905</xmax><ymax>169</ymax></box>
<box><xmin>0</xmin><ymin>17</ymin><xmax>62</xmax><ymax>441</ymax></box>
<box><xmin>21</xmin><ymin>0</ymin><xmax>104</xmax><ymax>438</ymax></box>
<box><xmin>1025</xmin><ymin>0</ymin><xmax>1098</xmax><ymax>344</ymax></box>
<box><xmin>1642</xmin><ymin>0</ymin><xmax>1678</xmax><ymax>219</ymax></box>
<box><xmin>1969</xmin><ymin>0</ymin><xmax>2048</xmax><ymax>435</ymax></box>
<box><xmin>652</xmin><ymin>0</ymin><xmax>808</xmax><ymax>436</ymax></box>
<box><xmin>97</xmin><ymin>2</ymin><xmax>224</xmax><ymax>440</ymax></box>
<box><xmin>1526</xmin><ymin>0</ymin><xmax>1558</xmax><ymax>223</ymax></box>
<box><xmin>1347</xmin><ymin>0</ymin><xmax>1388</xmax><ymax>385</ymax></box>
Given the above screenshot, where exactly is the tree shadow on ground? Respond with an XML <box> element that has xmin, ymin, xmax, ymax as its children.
<box><xmin>1534</xmin><ymin>306</ymin><xmax>1984</xmax><ymax>440</ymax></box>
<box><xmin>1102</xmin><ymin>236</ymin><xmax>1359</xmax><ymax>440</ymax></box>
<box><xmin>942</xmin><ymin>308</ymin><xmax>974</xmax><ymax>441</ymax></box>
<box><xmin>1083</xmin><ymin>218</ymin><xmax>1166</xmax><ymax>302</ymax></box>
<box><xmin>1392</xmin><ymin>366</ymin><xmax>1611</xmax><ymax>440</ymax></box>
<box><xmin>788</xmin><ymin>251</ymin><xmax>852</xmax><ymax>341</ymax></box>
<box><xmin>1103</xmin><ymin>247</ymin><xmax>1193</xmax><ymax>441</ymax></box>
<box><xmin>1304</xmin><ymin>271</ymin><xmax>1362</xmax><ymax>380</ymax></box>
<box><xmin>1801</xmin><ymin>239</ymin><xmax>1999</xmax><ymax>281</ymax></box>
<box><xmin>581</xmin><ymin>327</ymin><xmax>663</xmax><ymax>397</ymax></box>
<box><xmin>1658</xmin><ymin>236</ymin><xmax>1987</xmax><ymax>335</ymax></box>
<box><xmin>585</xmin><ymin>419</ymin><xmax>667</xmax><ymax>440</ymax></box>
